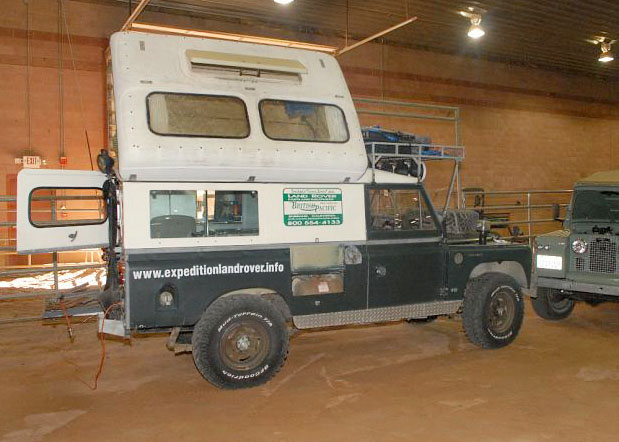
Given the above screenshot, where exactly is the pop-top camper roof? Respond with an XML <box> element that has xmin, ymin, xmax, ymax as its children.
<box><xmin>109</xmin><ymin>31</ymin><xmax>368</xmax><ymax>183</ymax></box>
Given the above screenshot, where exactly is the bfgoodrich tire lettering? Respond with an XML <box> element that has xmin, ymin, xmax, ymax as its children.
<box><xmin>192</xmin><ymin>294</ymin><xmax>289</xmax><ymax>389</ymax></box>
<box><xmin>462</xmin><ymin>273</ymin><xmax>524</xmax><ymax>349</ymax></box>
<box><xmin>531</xmin><ymin>287</ymin><xmax>574</xmax><ymax>321</ymax></box>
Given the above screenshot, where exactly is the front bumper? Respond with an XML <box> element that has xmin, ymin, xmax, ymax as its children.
<box><xmin>537</xmin><ymin>276</ymin><xmax>619</xmax><ymax>298</ymax></box>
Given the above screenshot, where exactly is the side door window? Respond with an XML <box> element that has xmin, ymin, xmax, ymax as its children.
<box><xmin>368</xmin><ymin>187</ymin><xmax>440</xmax><ymax>238</ymax></box>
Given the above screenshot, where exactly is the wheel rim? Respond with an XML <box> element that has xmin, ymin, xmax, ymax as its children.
<box><xmin>547</xmin><ymin>291</ymin><xmax>572</xmax><ymax>313</ymax></box>
<box><xmin>219</xmin><ymin>318</ymin><xmax>270</xmax><ymax>372</ymax></box>
<box><xmin>486</xmin><ymin>287</ymin><xmax>516</xmax><ymax>335</ymax></box>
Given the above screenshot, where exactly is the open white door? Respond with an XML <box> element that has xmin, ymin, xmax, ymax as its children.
<box><xmin>17</xmin><ymin>169</ymin><xmax>110</xmax><ymax>254</ymax></box>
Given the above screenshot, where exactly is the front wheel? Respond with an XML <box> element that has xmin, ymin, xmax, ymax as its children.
<box><xmin>192</xmin><ymin>295</ymin><xmax>289</xmax><ymax>389</ymax></box>
<box><xmin>531</xmin><ymin>287</ymin><xmax>574</xmax><ymax>320</ymax></box>
<box><xmin>462</xmin><ymin>273</ymin><xmax>524</xmax><ymax>349</ymax></box>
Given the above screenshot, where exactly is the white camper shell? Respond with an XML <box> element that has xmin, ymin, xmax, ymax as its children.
<box><xmin>109</xmin><ymin>31</ymin><xmax>368</xmax><ymax>183</ymax></box>
<box><xmin>18</xmin><ymin>30</ymin><xmax>416</xmax><ymax>254</ymax></box>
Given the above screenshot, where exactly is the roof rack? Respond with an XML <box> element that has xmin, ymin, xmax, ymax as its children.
<box><xmin>366</xmin><ymin>142</ymin><xmax>464</xmax><ymax>164</ymax></box>
<box><xmin>366</xmin><ymin>142</ymin><xmax>465</xmax><ymax>215</ymax></box>
<box><xmin>355</xmin><ymin>98</ymin><xmax>465</xmax><ymax>213</ymax></box>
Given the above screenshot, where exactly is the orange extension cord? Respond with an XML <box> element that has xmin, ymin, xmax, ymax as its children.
<box><xmin>89</xmin><ymin>302</ymin><xmax>121</xmax><ymax>390</ymax></box>
<box><xmin>59</xmin><ymin>300</ymin><xmax>121</xmax><ymax>390</ymax></box>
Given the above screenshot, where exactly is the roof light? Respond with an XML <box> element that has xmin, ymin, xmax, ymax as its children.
<box><xmin>467</xmin><ymin>14</ymin><xmax>485</xmax><ymax>39</ymax></box>
<box><xmin>274</xmin><ymin>0</ymin><xmax>294</xmax><ymax>4</ymax></box>
<box><xmin>599</xmin><ymin>42</ymin><xmax>614</xmax><ymax>63</ymax></box>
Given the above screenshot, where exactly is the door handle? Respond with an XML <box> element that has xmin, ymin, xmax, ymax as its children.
<box><xmin>374</xmin><ymin>264</ymin><xmax>387</xmax><ymax>277</ymax></box>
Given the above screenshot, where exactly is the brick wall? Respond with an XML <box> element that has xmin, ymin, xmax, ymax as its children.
<box><xmin>1</xmin><ymin>0</ymin><xmax>618</xmax><ymax>260</ymax></box>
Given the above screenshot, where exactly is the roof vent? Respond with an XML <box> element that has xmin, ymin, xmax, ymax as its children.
<box><xmin>187</xmin><ymin>49</ymin><xmax>306</xmax><ymax>82</ymax></box>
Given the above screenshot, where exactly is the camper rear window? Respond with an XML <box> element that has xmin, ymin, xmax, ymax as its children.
<box><xmin>147</xmin><ymin>93</ymin><xmax>250</xmax><ymax>138</ymax></box>
<box><xmin>149</xmin><ymin>190</ymin><xmax>259</xmax><ymax>238</ymax></box>
<box><xmin>259</xmin><ymin>100</ymin><xmax>349</xmax><ymax>143</ymax></box>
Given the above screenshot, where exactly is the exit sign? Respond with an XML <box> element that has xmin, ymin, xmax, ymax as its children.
<box><xmin>22</xmin><ymin>156</ymin><xmax>42</xmax><ymax>168</ymax></box>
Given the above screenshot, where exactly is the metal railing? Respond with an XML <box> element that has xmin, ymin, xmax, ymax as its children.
<box><xmin>463</xmin><ymin>188</ymin><xmax>573</xmax><ymax>246</ymax></box>
<box><xmin>0</xmin><ymin>194</ymin><xmax>105</xmax><ymax>325</ymax></box>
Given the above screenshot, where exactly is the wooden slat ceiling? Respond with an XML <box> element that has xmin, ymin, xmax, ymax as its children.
<box><xmin>113</xmin><ymin>0</ymin><xmax>619</xmax><ymax>80</ymax></box>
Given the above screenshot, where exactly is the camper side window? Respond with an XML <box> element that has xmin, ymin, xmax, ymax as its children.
<box><xmin>150</xmin><ymin>190</ymin><xmax>259</xmax><ymax>238</ymax></box>
<box><xmin>147</xmin><ymin>93</ymin><xmax>250</xmax><ymax>138</ymax></box>
<box><xmin>259</xmin><ymin>100</ymin><xmax>349</xmax><ymax>143</ymax></box>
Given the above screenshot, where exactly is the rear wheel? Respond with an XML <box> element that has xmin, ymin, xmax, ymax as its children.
<box><xmin>531</xmin><ymin>287</ymin><xmax>574</xmax><ymax>320</ymax></box>
<box><xmin>462</xmin><ymin>273</ymin><xmax>524</xmax><ymax>349</ymax></box>
<box><xmin>192</xmin><ymin>295</ymin><xmax>289</xmax><ymax>389</ymax></box>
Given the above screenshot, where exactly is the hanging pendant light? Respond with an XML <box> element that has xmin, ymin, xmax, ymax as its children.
<box><xmin>599</xmin><ymin>42</ymin><xmax>614</xmax><ymax>63</ymax></box>
<box><xmin>467</xmin><ymin>14</ymin><xmax>485</xmax><ymax>39</ymax></box>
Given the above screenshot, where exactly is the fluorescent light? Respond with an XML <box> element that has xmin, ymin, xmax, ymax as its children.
<box><xmin>467</xmin><ymin>14</ymin><xmax>485</xmax><ymax>39</ymax></box>
<box><xmin>274</xmin><ymin>0</ymin><xmax>294</xmax><ymax>4</ymax></box>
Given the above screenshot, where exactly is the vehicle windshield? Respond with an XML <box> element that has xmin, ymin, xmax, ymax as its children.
<box><xmin>572</xmin><ymin>189</ymin><xmax>619</xmax><ymax>222</ymax></box>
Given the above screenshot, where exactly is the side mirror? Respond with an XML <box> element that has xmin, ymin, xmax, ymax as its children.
<box><xmin>552</xmin><ymin>203</ymin><xmax>564</xmax><ymax>222</ymax></box>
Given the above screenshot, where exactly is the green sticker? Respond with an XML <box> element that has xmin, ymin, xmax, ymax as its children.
<box><xmin>283</xmin><ymin>188</ymin><xmax>343</xmax><ymax>226</ymax></box>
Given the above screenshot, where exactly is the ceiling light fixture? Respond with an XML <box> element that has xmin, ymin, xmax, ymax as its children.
<box><xmin>467</xmin><ymin>14</ymin><xmax>485</xmax><ymax>39</ymax></box>
<box><xmin>599</xmin><ymin>41</ymin><xmax>614</xmax><ymax>63</ymax></box>
<box><xmin>274</xmin><ymin>0</ymin><xmax>294</xmax><ymax>4</ymax></box>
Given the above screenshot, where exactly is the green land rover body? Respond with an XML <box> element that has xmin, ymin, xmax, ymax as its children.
<box><xmin>533</xmin><ymin>170</ymin><xmax>619</xmax><ymax>320</ymax></box>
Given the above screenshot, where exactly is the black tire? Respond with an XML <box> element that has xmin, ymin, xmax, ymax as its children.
<box><xmin>191</xmin><ymin>295</ymin><xmax>289</xmax><ymax>389</ymax></box>
<box><xmin>462</xmin><ymin>273</ymin><xmax>524</xmax><ymax>349</ymax></box>
<box><xmin>531</xmin><ymin>287</ymin><xmax>574</xmax><ymax>321</ymax></box>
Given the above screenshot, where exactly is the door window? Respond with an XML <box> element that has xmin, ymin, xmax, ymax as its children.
<box><xmin>369</xmin><ymin>188</ymin><xmax>438</xmax><ymax>234</ymax></box>
<box><xmin>29</xmin><ymin>187</ymin><xmax>106</xmax><ymax>228</ymax></box>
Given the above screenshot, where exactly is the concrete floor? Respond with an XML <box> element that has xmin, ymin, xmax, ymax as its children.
<box><xmin>1</xmin><ymin>302</ymin><xmax>619</xmax><ymax>442</ymax></box>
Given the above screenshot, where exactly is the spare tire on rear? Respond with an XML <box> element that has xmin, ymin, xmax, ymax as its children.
<box><xmin>443</xmin><ymin>209</ymin><xmax>479</xmax><ymax>238</ymax></box>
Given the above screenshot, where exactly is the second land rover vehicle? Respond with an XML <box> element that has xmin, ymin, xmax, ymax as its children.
<box><xmin>16</xmin><ymin>29</ymin><xmax>531</xmax><ymax>389</ymax></box>
<box><xmin>533</xmin><ymin>171</ymin><xmax>619</xmax><ymax>320</ymax></box>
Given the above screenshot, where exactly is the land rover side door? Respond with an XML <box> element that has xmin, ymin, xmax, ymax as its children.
<box><xmin>366</xmin><ymin>184</ymin><xmax>445</xmax><ymax>307</ymax></box>
<box><xmin>17</xmin><ymin>169</ymin><xmax>109</xmax><ymax>254</ymax></box>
